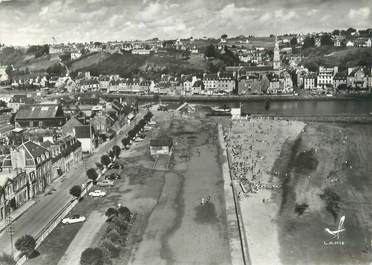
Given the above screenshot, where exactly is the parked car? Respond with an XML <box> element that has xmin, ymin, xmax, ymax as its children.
<box><xmin>97</xmin><ymin>179</ymin><xmax>114</xmax><ymax>187</ymax></box>
<box><xmin>89</xmin><ymin>190</ymin><xmax>106</xmax><ymax>197</ymax></box>
<box><xmin>148</xmin><ymin>120</ymin><xmax>157</xmax><ymax>126</ymax></box>
<box><xmin>134</xmin><ymin>137</ymin><xmax>144</xmax><ymax>142</ymax></box>
<box><xmin>62</xmin><ymin>215</ymin><xmax>86</xmax><ymax>224</ymax></box>
<box><xmin>105</xmin><ymin>173</ymin><xmax>121</xmax><ymax>180</ymax></box>
<box><xmin>108</xmin><ymin>162</ymin><xmax>120</xmax><ymax>169</ymax></box>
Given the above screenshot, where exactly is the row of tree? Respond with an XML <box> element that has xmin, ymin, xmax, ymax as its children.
<box><xmin>80</xmin><ymin>206</ymin><xmax>133</xmax><ymax>265</ymax></box>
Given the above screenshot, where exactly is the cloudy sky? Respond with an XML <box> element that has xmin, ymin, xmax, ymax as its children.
<box><xmin>0</xmin><ymin>0</ymin><xmax>371</xmax><ymax>45</ymax></box>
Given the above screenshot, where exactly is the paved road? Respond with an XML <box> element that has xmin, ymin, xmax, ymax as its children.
<box><xmin>0</xmin><ymin>110</ymin><xmax>146</xmax><ymax>256</ymax></box>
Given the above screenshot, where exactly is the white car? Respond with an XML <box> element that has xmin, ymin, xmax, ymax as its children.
<box><xmin>62</xmin><ymin>215</ymin><xmax>86</xmax><ymax>224</ymax></box>
<box><xmin>148</xmin><ymin>121</ymin><xmax>157</xmax><ymax>126</ymax></box>
<box><xmin>89</xmin><ymin>190</ymin><xmax>106</xmax><ymax>197</ymax></box>
<box><xmin>97</xmin><ymin>179</ymin><xmax>114</xmax><ymax>187</ymax></box>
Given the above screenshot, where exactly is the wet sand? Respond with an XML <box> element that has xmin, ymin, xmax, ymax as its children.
<box><xmin>128</xmin><ymin>110</ymin><xmax>231</xmax><ymax>265</ymax></box>
<box><xmin>276</xmin><ymin>123</ymin><xmax>372</xmax><ymax>265</ymax></box>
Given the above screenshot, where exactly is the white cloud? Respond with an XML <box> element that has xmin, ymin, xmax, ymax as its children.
<box><xmin>39</xmin><ymin>6</ymin><xmax>48</xmax><ymax>16</ymax></box>
<box><xmin>275</xmin><ymin>9</ymin><xmax>297</xmax><ymax>21</ymax></box>
<box><xmin>306</xmin><ymin>9</ymin><xmax>318</xmax><ymax>16</ymax></box>
<box><xmin>348</xmin><ymin>7</ymin><xmax>370</xmax><ymax>20</ymax></box>
<box><xmin>259</xmin><ymin>12</ymin><xmax>271</xmax><ymax>23</ymax></box>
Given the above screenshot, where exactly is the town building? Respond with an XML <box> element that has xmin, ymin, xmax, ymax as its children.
<box><xmin>317</xmin><ymin>66</ymin><xmax>338</xmax><ymax>91</ymax></box>
<box><xmin>73</xmin><ymin>125</ymin><xmax>96</xmax><ymax>153</ymax></box>
<box><xmin>0</xmin><ymin>169</ymin><xmax>29</xmax><ymax>221</ymax></box>
<box><xmin>42</xmin><ymin>136</ymin><xmax>82</xmax><ymax>181</ymax></box>
<box><xmin>0</xmin><ymin>141</ymin><xmax>52</xmax><ymax>198</ymax></box>
<box><xmin>8</xmin><ymin>95</ymin><xmax>36</xmax><ymax>113</ymax></box>
<box><xmin>303</xmin><ymin>73</ymin><xmax>317</xmax><ymax>90</ymax></box>
<box><xmin>333</xmin><ymin>72</ymin><xmax>347</xmax><ymax>90</ymax></box>
<box><xmin>347</xmin><ymin>67</ymin><xmax>368</xmax><ymax>90</ymax></box>
<box><xmin>15</xmin><ymin>104</ymin><xmax>66</xmax><ymax>128</ymax></box>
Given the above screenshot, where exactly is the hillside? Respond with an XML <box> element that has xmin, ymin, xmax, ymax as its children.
<box><xmin>300</xmin><ymin>47</ymin><xmax>372</xmax><ymax>71</ymax></box>
<box><xmin>18</xmin><ymin>54</ymin><xmax>61</xmax><ymax>72</ymax></box>
<box><xmin>71</xmin><ymin>51</ymin><xmax>208</xmax><ymax>78</ymax></box>
<box><xmin>69</xmin><ymin>52</ymin><xmax>111</xmax><ymax>72</ymax></box>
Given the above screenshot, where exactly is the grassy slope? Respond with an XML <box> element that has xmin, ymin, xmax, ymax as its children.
<box><xmin>301</xmin><ymin>47</ymin><xmax>372</xmax><ymax>69</ymax></box>
<box><xmin>72</xmin><ymin>51</ymin><xmax>208</xmax><ymax>77</ymax></box>
<box><xmin>18</xmin><ymin>54</ymin><xmax>61</xmax><ymax>72</ymax></box>
<box><xmin>69</xmin><ymin>52</ymin><xmax>111</xmax><ymax>72</ymax></box>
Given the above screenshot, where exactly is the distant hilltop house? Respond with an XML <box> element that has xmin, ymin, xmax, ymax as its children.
<box><xmin>0</xmin><ymin>66</ymin><xmax>8</xmax><ymax>82</ymax></box>
<box><xmin>131</xmin><ymin>49</ymin><xmax>151</xmax><ymax>55</ymax></box>
<box><xmin>149</xmin><ymin>136</ymin><xmax>173</xmax><ymax>156</ymax></box>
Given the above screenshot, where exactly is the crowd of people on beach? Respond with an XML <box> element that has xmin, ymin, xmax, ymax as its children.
<box><xmin>222</xmin><ymin>117</ymin><xmax>298</xmax><ymax>196</ymax></box>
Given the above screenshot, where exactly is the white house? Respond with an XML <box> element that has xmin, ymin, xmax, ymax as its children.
<box><xmin>149</xmin><ymin>136</ymin><xmax>173</xmax><ymax>156</ymax></box>
<box><xmin>346</xmin><ymin>41</ymin><xmax>354</xmax><ymax>47</ymax></box>
<box><xmin>73</xmin><ymin>125</ymin><xmax>95</xmax><ymax>153</ymax></box>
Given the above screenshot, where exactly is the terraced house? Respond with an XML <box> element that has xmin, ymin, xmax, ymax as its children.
<box><xmin>0</xmin><ymin>141</ymin><xmax>52</xmax><ymax>214</ymax></box>
<box><xmin>42</xmin><ymin>136</ymin><xmax>82</xmax><ymax>181</ymax></box>
<box><xmin>0</xmin><ymin>169</ymin><xmax>29</xmax><ymax>221</ymax></box>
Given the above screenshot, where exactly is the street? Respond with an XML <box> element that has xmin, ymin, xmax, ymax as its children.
<box><xmin>0</xmin><ymin>110</ymin><xmax>146</xmax><ymax>256</ymax></box>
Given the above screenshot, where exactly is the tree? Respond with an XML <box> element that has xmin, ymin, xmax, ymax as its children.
<box><xmin>112</xmin><ymin>145</ymin><xmax>121</xmax><ymax>158</ymax></box>
<box><xmin>121</xmin><ymin>138</ymin><xmax>130</xmax><ymax>149</ymax></box>
<box><xmin>110</xmin><ymin>216</ymin><xmax>130</xmax><ymax>236</ymax></box>
<box><xmin>101</xmin><ymin>240</ymin><xmax>120</xmax><ymax>258</ymax></box>
<box><xmin>101</xmin><ymin>155</ymin><xmax>111</xmax><ymax>167</ymax></box>
<box><xmin>0</xmin><ymin>100</ymin><xmax>7</xmax><ymax>108</ymax></box>
<box><xmin>70</xmin><ymin>185</ymin><xmax>82</xmax><ymax>198</ymax></box>
<box><xmin>320</xmin><ymin>34</ymin><xmax>333</xmax><ymax>46</ymax></box>
<box><xmin>5</xmin><ymin>65</ymin><xmax>14</xmax><ymax>81</ymax></box>
<box><xmin>118</xmin><ymin>206</ymin><xmax>131</xmax><ymax>222</ymax></box>
<box><xmin>106</xmin><ymin>230</ymin><xmax>121</xmax><ymax>245</ymax></box>
<box><xmin>260</xmin><ymin>75</ymin><xmax>270</xmax><ymax>94</ymax></box>
<box><xmin>290</xmin><ymin>37</ymin><xmax>298</xmax><ymax>47</ymax></box>
<box><xmin>346</xmin><ymin>27</ymin><xmax>356</xmax><ymax>35</ymax></box>
<box><xmin>108</xmin><ymin>150</ymin><xmax>115</xmax><ymax>160</ymax></box>
<box><xmin>80</xmin><ymin>248</ymin><xmax>104</xmax><ymax>265</ymax></box>
<box><xmin>86</xmin><ymin>168</ymin><xmax>98</xmax><ymax>182</ymax></box>
<box><xmin>302</xmin><ymin>36</ymin><xmax>315</xmax><ymax>48</ymax></box>
<box><xmin>15</xmin><ymin>235</ymin><xmax>36</xmax><ymax>257</ymax></box>
<box><xmin>204</xmin><ymin>44</ymin><xmax>216</xmax><ymax>58</ymax></box>
<box><xmin>105</xmin><ymin>208</ymin><xmax>118</xmax><ymax>218</ymax></box>
<box><xmin>47</xmin><ymin>63</ymin><xmax>66</xmax><ymax>76</ymax></box>
<box><xmin>332</xmin><ymin>29</ymin><xmax>340</xmax><ymax>36</ymax></box>
<box><xmin>221</xmin><ymin>34</ymin><xmax>227</xmax><ymax>40</ymax></box>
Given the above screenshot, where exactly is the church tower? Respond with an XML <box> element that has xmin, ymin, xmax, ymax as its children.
<box><xmin>273</xmin><ymin>35</ymin><xmax>281</xmax><ymax>70</ymax></box>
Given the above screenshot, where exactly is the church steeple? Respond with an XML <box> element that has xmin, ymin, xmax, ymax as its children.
<box><xmin>273</xmin><ymin>35</ymin><xmax>281</xmax><ymax>70</ymax></box>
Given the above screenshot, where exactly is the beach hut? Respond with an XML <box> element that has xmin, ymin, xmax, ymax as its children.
<box><xmin>149</xmin><ymin>136</ymin><xmax>173</xmax><ymax>156</ymax></box>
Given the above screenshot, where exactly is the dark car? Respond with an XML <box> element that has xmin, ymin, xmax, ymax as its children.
<box><xmin>108</xmin><ymin>162</ymin><xmax>120</xmax><ymax>169</ymax></box>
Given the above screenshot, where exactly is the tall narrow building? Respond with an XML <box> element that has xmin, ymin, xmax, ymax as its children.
<box><xmin>273</xmin><ymin>35</ymin><xmax>281</xmax><ymax>70</ymax></box>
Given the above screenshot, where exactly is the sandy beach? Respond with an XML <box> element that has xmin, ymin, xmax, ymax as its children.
<box><xmin>223</xmin><ymin>117</ymin><xmax>305</xmax><ymax>265</ymax></box>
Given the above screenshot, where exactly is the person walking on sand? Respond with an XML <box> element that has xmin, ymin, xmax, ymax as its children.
<box><xmin>201</xmin><ymin>197</ymin><xmax>205</xmax><ymax>205</ymax></box>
